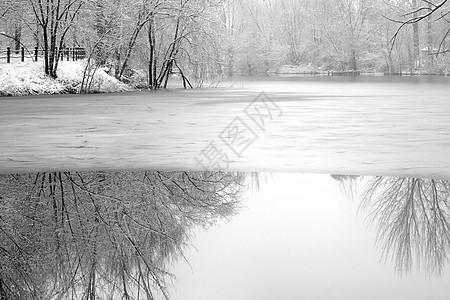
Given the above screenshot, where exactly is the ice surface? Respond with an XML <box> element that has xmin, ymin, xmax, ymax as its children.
<box><xmin>0</xmin><ymin>78</ymin><xmax>449</xmax><ymax>178</ymax></box>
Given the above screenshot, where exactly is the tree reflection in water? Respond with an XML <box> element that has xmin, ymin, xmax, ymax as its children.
<box><xmin>333</xmin><ymin>175</ymin><xmax>450</xmax><ymax>276</ymax></box>
<box><xmin>3</xmin><ymin>171</ymin><xmax>450</xmax><ymax>299</ymax></box>
<box><xmin>0</xmin><ymin>171</ymin><xmax>246</xmax><ymax>300</ymax></box>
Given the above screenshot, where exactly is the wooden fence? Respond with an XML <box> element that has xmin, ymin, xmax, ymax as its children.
<box><xmin>0</xmin><ymin>47</ymin><xmax>86</xmax><ymax>63</ymax></box>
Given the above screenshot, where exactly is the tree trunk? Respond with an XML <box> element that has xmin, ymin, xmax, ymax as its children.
<box><xmin>114</xmin><ymin>49</ymin><xmax>121</xmax><ymax>78</ymax></box>
<box><xmin>227</xmin><ymin>46</ymin><xmax>234</xmax><ymax>77</ymax></box>
<box><xmin>163</xmin><ymin>60</ymin><xmax>172</xmax><ymax>88</ymax></box>
<box><xmin>408</xmin><ymin>45</ymin><xmax>413</xmax><ymax>75</ymax></box>
<box><xmin>350</xmin><ymin>48</ymin><xmax>357</xmax><ymax>71</ymax></box>
<box><xmin>35</xmin><ymin>21</ymin><xmax>40</xmax><ymax>49</ymax></box>
<box><xmin>156</xmin><ymin>17</ymin><xmax>181</xmax><ymax>88</ymax></box>
<box><xmin>118</xmin><ymin>19</ymin><xmax>146</xmax><ymax>79</ymax></box>
<box><xmin>0</xmin><ymin>277</ymin><xmax>8</xmax><ymax>299</ymax></box>
<box><xmin>427</xmin><ymin>2</ymin><xmax>434</xmax><ymax>72</ymax></box>
<box><xmin>49</xmin><ymin>29</ymin><xmax>58</xmax><ymax>78</ymax></box>
<box><xmin>43</xmin><ymin>27</ymin><xmax>50</xmax><ymax>76</ymax></box>
<box><xmin>113</xmin><ymin>0</ymin><xmax>123</xmax><ymax>78</ymax></box>
<box><xmin>148</xmin><ymin>14</ymin><xmax>156</xmax><ymax>89</ymax></box>
<box><xmin>95</xmin><ymin>0</ymin><xmax>106</xmax><ymax>65</ymax></box>
<box><xmin>385</xmin><ymin>24</ymin><xmax>395</xmax><ymax>74</ymax></box>
<box><xmin>14</xmin><ymin>24</ymin><xmax>21</xmax><ymax>53</ymax></box>
<box><xmin>388</xmin><ymin>53</ymin><xmax>395</xmax><ymax>74</ymax></box>
<box><xmin>412</xmin><ymin>0</ymin><xmax>420</xmax><ymax>69</ymax></box>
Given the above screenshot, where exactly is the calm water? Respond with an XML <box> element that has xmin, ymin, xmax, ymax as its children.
<box><xmin>170</xmin><ymin>173</ymin><xmax>450</xmax><ymax>300</ymax></box>
<box><xmin>173</xmin><ymin>173</ymin><xmax>450</xmax><ymax>300</ymax></box>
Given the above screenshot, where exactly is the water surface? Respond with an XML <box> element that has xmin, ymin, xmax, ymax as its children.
<box><xmin>1</xmin><ymin>76</ymin><xmax>449</xmax><ymax>178</ymax></box>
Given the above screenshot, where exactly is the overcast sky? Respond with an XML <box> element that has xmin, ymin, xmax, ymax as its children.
<box><xmin>167</xmin><ymin>173</ymin><xmax>450</xmax><ymax>300</ymax></box>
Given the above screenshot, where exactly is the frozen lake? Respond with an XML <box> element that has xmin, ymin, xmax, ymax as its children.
<box><xmin>0</xmin><ymin>76</ymin><xmax>449</xmax><ymax>178</ymax></box>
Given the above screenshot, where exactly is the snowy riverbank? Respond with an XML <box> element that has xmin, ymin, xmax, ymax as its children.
<box><xmin>0</xmin><ymin>60</ymin><xmax>133</xmax><ymax>97</ymax></box>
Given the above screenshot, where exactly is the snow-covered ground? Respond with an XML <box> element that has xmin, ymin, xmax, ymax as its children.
<box><xmin>0</xmin><ymin>77</ymin><xmax>449</xmax><ymax>179</ymax></box>
<box><xmin>0</xmin><ymin>60</ymin><xmax>132</xmax><ymax>96</ymax></box>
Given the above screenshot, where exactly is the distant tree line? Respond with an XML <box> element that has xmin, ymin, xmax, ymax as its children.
<box><xmin>224</xmin><ymin>0</ymin><xmax>450</xmax><ymax>75</ymax></box>
<box><xmin>0</xmin><ymin>0</ymin><xmax>449</xmax><ymax>86</ymax></box>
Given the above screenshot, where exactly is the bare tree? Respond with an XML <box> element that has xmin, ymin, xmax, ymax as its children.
<box><xmin>360</xmin><ymin>177</ymin><xmax>450</xmax><ymax>276</ymax></box>
<box><xmin>387</xmin><ymin>0</ymin><xmax>450</xmax><ymax>56</ymax></box>
<box><xmin>26</xmin><ymin>0</ymin><xmax>85</xmax><ymax>77</ymax></box>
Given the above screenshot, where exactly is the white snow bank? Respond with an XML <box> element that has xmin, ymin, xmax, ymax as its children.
<box><xmin>0</xmin><ymin>60</ymin><xmax>133</xmax><ymax>97</ymax></box>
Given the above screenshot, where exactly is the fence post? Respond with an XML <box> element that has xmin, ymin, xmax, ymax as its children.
<box><xmin>21</xmin><ymin>47</ymin><xmax>25</xmax><ymax>62</ymax></box>
<box><xmin>72</xmin><ymin>48</ymin><xmax>76</xmax><ymax>61</ymax></box>
<box><xmin>6</xmin><ymin>47</ymin><xmax>10</xmax><ymax>63</ymax></box>
<box><xmin>35</xmin><ymin>47</ymin><xmax>38</xmax><ymax>61</ymax></box>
